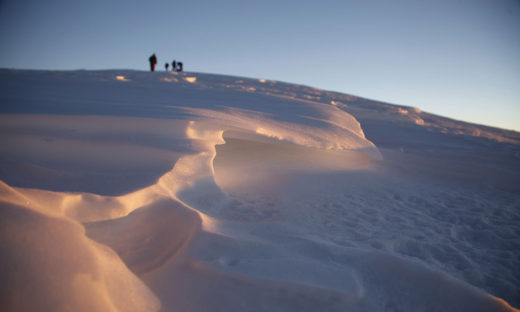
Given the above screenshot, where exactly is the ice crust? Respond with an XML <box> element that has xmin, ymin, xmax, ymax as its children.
<box><xmin>0</xmin><ymin>69</ymin><xmax>519</xmax><ymax>311</ymax></box>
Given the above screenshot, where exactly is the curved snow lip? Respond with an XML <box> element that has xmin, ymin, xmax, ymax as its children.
<box><xmin>175</xmin><ymin>106</ymin><xmax>382</xmax><ymax>161</ymax></box>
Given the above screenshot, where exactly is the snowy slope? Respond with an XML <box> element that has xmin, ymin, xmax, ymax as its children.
<box><xmin>0</xmin><ymin>69</ymin><xmax>519</xmax><ymax>311</ymax></box>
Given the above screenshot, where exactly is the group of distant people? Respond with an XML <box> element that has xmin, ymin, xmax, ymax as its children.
<box><xmin>148</xmin><ymin>53</ymin><xmax>183</xmax><ymax>72</ymax></box>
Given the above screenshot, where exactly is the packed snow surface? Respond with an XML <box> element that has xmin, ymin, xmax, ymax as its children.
<box><xmin>0</xmin><ymin>69</ymin><xmax>519</xmax><ymax>311</ymax></box>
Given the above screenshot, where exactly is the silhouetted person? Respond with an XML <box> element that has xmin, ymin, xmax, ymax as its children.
<box><xmin>177</xmin><ymin>62</ymin><xmax>183</xmax><ymax>72</ymax></box>
<box><xmin>149</xmin><ymin>53</ymin><xmax>157</xmax><ymax>72</ymax></box>
<box><xmin>165</xmin><ymin>63</ymin><xmax>169</xmax><ymax>71</ymax></box>
<box><xmin>172</xmin><ymin>60</ymin><xmax>177</xmax><ymax>72</ymax></box>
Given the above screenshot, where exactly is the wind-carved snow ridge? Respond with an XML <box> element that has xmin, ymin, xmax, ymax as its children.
<box><xmin>177</xmin><ymin>106</ymin><xmax>382</xmax><ymax>160</ymax></box>
<box><xmin>156</xmin><ymin>120</ymin><xmax>229</xmax><ymax>220</ymax></box>
<box><xmin>0</xmin><ymin>70</ymin><xmax>519</xmax><ymax>312</ymax></box>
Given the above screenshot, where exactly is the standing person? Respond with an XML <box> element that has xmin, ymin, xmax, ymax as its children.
<box><xmin>165</xmin><ymin>63</ymin><xmax>169</xmax><ymax>71</ymax></box>
<box><xmin>172</xmin><ymin>60</ymin><xmax>177</xmax><ymax>72</ymax></box>
<box><xmin>149</xmin><ymin>53</ymin><xmax>157</xmax><ymax>72</ymax></box>
<box><xmin>177</xmin><ymin>62</ymin><xmax>183</xmax><ymax>72</ymax></box>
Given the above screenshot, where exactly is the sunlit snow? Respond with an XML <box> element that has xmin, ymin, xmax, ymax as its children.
<box><xmin>0</xmin><ymin>69</ymin><xmax>518</xmax><ymax>312</ymax></box>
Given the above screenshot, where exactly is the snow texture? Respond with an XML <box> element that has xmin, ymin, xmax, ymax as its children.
<box><xmin>0</xmin><ymin>69</ymin><xmax>519</xmax><ymax>311</ymax></box>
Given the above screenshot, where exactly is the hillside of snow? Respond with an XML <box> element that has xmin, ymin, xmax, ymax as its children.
<box><xmin>0</xmin><ymin>69</ymin><xmax>519</xmax><ymax>311</ymax></box>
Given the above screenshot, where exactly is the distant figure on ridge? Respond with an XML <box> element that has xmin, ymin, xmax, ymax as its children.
<box><xmin>165</xmin><ymin>63</ymin><xmax>169</xmax><ymax>71</ymax></box>
<box><xmin>149</xmin><ymin>53</ymin><xmax>157</xmax><ymax>72</ymax></box>
<box><xmin>172</xmin><ymin>60</ymin><xmax>177</xmax><ymax>72</ymax></box>
<box><xmin>177</xmin><ymin>62</ymin><xmax>183</xmax><ymax>72</ymax></box>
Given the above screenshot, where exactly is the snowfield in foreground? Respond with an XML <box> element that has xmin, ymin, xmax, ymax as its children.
<box><xmin>0</xmin><ymin>69</ymin><xmax>519</xmax><ymax>311</ymax></box>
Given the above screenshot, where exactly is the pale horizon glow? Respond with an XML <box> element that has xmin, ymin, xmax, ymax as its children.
<box><xmin>0</xmin><ymin>0</ymin><xmax>519</xmax><ymax>131</ymax></box>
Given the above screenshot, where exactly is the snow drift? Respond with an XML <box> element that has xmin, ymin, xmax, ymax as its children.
<box><xmin>0</xmin><ymin>69</ymin><xmax>518</xmax><ymax>311</ymax></box>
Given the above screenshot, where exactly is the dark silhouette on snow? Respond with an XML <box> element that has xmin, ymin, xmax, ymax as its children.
<box><xmin>176</xmin><ymin>62</ymin><xmax>183</xmax><ymax>72</ymax></box>
<box><xmin>149</xmin><ymin>54</ymin><xmax>157</xmax><ymax>72</ymax></box>
<box><xmin>165</xmin><ymin>63</ymin><xmax>169</xmax><ymax>71</ymax></box>
<box><xmin>172</xmin><ymin>60</ymin><xmax>177</xmax><ymax>72</ymax></box>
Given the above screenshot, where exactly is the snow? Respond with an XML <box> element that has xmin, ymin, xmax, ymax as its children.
<box><xmin>0</xmin><ymin>69</ymin><xmax>519</xmax><ymax>311</ymax></box>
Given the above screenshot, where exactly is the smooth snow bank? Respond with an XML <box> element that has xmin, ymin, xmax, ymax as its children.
<box><xmin>0</xmin><ymin>182</ymin><xmax>161</xmax><ymax>312</ymax></box>
<box><xmin>0</xmin><ymin>69</ymin><xmax>519</xmax><ymax>311</ymax></box>
<box><xmin>0</xmin><ymin>69</ymin><xmax>380</xmax><ymax>162</ymax></box>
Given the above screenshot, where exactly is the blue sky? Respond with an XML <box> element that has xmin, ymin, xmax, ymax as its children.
<box><xmin>1</xmin><ymin>0</ymin><xmax>519</xmax><ymax>131</ymax></box>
